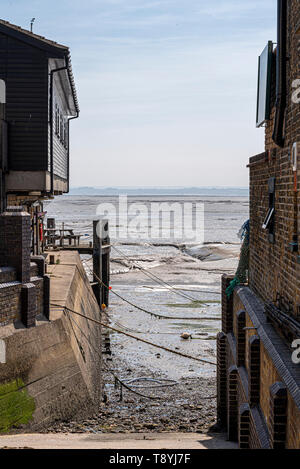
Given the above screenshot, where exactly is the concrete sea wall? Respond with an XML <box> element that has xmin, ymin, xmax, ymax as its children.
<box><xmin>0</xmin><ymin>251</ymin><xmax>102</xmax><ymax>433</ymax></box>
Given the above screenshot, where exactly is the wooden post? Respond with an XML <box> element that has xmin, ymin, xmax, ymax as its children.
<box><xmin>93</xmin><ymin>220</ymin><xmax>103</xmax><ymax>307</ymax></box>
<box><xmin>47</xmin><ymin>218</ymin><xmax>55</xmax><ymax>248</ymax></box>
<box><xmin>93</xmin><ymin>219</ymin><xmax>110</xmax><ymax>308</ymax></box>
<box><xmin>60</xmin><ymin>222</ymin><xmax>65</xmax><ymax>247</ymax></box>
<box><xmin>35</xmin><ymin>207</ymin><xmax>40</xmax><ymax>256</ymax></box>
<box><xmin>102</xmin><ymin>220</ymin><xmax>110</xmax><ymax>307</ymax></box>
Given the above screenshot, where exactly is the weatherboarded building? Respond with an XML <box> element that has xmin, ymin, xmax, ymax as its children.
<box><xmin>0</xmin><ymin>19</ymin><xmax>79</xmax><ymax>209</ymax></box>
<box><xmin>217</xmin><ymin>0</ymin><xmax>300</xmax><ymax>448</ymax></box>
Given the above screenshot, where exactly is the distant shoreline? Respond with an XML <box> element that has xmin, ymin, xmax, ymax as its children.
<box><xmin>68</xmin><ymin>187</ymin><xmax>249</xmax><ymax>197</ymax></box>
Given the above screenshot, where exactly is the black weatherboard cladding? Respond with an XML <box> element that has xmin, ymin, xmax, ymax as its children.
<box><xmin>0</xmin><ymin>19</ymin><xmax>79</xmax><ymax>180</ymax></box>
<box><xmin>0</xmin><ymin>32</ymin><xmax>48</xmax><ymax>172</ymax></box>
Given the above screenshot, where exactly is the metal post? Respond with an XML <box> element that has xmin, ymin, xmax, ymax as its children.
<box><xmin>47</xmin><ymin>218</ymin><xmax>55</xmax><ymax>248</ymax></box>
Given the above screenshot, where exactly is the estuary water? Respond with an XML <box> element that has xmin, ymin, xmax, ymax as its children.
<box><xmin>44</xmin><ymin>195</ymin><xmax>249</xmax><ymax>246</ymax></box>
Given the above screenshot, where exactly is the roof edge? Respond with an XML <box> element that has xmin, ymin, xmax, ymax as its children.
<box><xmin>0</xmin><ymin>19</ymin><xmax>68</xmax><ymax>56</ymax></box>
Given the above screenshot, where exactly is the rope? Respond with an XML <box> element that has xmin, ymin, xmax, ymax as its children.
<box><xmin>65</xmin><ymin>310</ymin><xmax>160</xmax><ymax>400</ymax></box>
<box><xmin>121</xmin><ymin>377</ymin><xmax>178</xmax><ymax>389</ymax></box>
<box><xmin>65</xmin><ymin>308</ymin><xmax>216</xmax><ymax>400</ymax></box>
<box><xmin>83</xmin><ymin>260</ymin><xmax>221</xmax><ymax>321</ymax></box>
<box><xmin>112</xmin><ymin>245</ymin><xmax>221</xmax><ymax>300</ymax></box>
<box><xmin>142</xmin><ymin>285</ymin><xmax>221</xmax><ymax>295</ymax></box>
<box><xmin>82</xmin><ymin>244</ymin><xmax>221</xmax><ymax>298</ymax></box>
<box><xmin>107</xmin><ymin>287</ymin><xmax>219</xmax><ymax>321</ymax></box>
<box><xmin>101</xmin><ymin>300</ymin><xmax>216</xmax><ymax>340</ymax></box>
<box><xmin>50</xmin><ymin>303</ymin><xmax>217</xmax><ymax>366</ymax></box>
<box><xmin>112</xmin><ymin>245</ymin><xmax>197</xmax><ymax>301</ymax></box>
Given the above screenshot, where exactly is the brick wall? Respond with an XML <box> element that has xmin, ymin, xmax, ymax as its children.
<box><xmin>0</xmin><ymin>207</ymin><xmax>49</xmax><ymax>327</ymax></box>
<box><xmin>249</xmin><ymin>0</ymin><xmax>300</xmax><ymax>319</ymax></box>
<box><xmin>219</xmin><ymin>284</ymin><xmax>300</xmax><ymax>449</ymax></box>
<box><xmin>0</xmin><ymin>282</ymin><xmax>21</xmax><ymax>326</ymax></box>
<box><xmin>287</xmin><ymin>396</ymin><xmax>300</xmax><ymax>448</ymax></box>
<box><xmin>260</xmin><ymin>346</ymin><xmax>281</xmax><ymax>430</ymax></box>
<box><xmin>0</xmin><ymin>273</ymin><xmax>45</xmax><ymax>326</ymax></box>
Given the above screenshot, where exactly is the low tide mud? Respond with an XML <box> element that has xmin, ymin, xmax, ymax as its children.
<box><xmin>47</xmin><ymin>243</ymin><xmax>239</xmax><ymax>434</ymax></box>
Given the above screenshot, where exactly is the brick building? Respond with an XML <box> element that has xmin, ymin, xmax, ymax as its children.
<box><xmin>217</xmin><ymin>0</ymin><xmax>300</xmax><ymax>448</ymax></box>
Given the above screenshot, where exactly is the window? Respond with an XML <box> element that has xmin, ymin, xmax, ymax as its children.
<box><xmin>54</xmin><ymin>102</ymin><xmax>68</xmax><ymax>148</ymax></box>
<box><xmin>55</xmin><ymin>105</ymin><xmax>59</xmax><ymax>135</ymax></box>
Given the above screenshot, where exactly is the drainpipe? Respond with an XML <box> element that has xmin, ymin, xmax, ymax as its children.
<box><xmin>67</xmin><ymin>112</ymin><xmax>79</xmax><ymax>193</ymax></box>
<box><xmin>49</xmin><ymin>61</ymin><xmax>68</xmax><ymax>195</ymax></box>
<box><xmin>272</xmin><ymin>0</ymin><xmax>287</xmax><ymax>148</ymax></box>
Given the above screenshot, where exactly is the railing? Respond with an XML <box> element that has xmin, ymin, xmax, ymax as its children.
<box><xmin>45</xmin><ymin>217</ymin><xmax>111</xmax><ymax>308</ymax></box>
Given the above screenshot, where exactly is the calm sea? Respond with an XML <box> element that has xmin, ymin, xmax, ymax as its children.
<box><xmin>44</xmin><ymin>195</ymin><xmax>249</xmax><ymax>245</ymax></box>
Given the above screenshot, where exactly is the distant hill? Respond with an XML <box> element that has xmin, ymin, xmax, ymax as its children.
<box><xmin>68</xmin><ymin>186</ymin><xmax>249</xmax><ymax>197</ymax></box>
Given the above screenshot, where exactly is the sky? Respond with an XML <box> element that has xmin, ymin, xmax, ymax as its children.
<box><xmin>1</xmin><ymin>0</ymin><xmax>277</xmax><ymax>188</ymax></box>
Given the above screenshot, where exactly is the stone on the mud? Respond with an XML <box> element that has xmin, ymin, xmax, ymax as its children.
<box><xmin>181</xmin><ymin>332</ymin><xmax>191</xmax><ymax>340</ymax></box>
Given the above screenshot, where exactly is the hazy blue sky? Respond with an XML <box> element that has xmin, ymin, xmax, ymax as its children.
<box><xmin>2</xmin><ymin>0</ymin><xmax>276</xmax><ymax>187</ymax></box>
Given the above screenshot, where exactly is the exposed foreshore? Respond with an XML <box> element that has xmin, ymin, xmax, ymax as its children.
<box><xmin>46</xmin><ymin>242</ymin><xmax>239</xmax><ymax>434</ymax></box>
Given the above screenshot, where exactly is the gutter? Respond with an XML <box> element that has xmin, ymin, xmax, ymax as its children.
<box><xmin>49</xmin><ymin>62</ymin><xmax>68</xmax><ymax>195</ymax></box>
<box><xmin>272</xmin><ymin>0</ymin><xmax>287</xmax><ymax>148</ymax></box>
<box><xmin>49</xmin><ymin>55</ymin><xmax>79</xmax><ymax>194</ymax></box>
<box><xmin>67</xmin><ymin>112</ymin><xmax>79</xmax><ymax>193</ymax></box>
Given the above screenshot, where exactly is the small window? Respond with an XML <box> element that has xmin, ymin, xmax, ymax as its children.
<box><xmin>55</xmin><ymin>104</ymin><xmax>67</xmax><ymax>147</ymax></box>
<box><xmin>55</xmin><ymin>105</ymin><xmax>59</xmax><ymax>135</ymax></box>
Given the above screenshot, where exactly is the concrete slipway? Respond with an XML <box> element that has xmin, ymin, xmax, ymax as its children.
<box><xmin>0</xmin><ymin>432</ymin><xmax>237</xmax><ymax>449</ymax></box>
